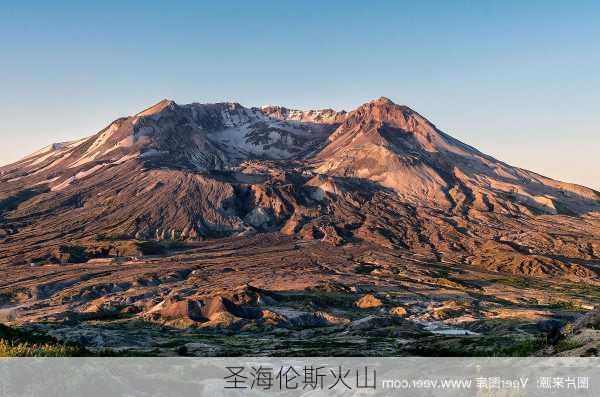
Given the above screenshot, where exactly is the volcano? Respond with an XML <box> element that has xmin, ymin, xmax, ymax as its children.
<box><xmin>1</xmin><ymin>97</ymin><xmax>599</xmax><ymax>355</ymax></box>
<box><xmin>2</xmin><ymin>96</ymin><xmax>598</xmax><ymax>275</ymax></box>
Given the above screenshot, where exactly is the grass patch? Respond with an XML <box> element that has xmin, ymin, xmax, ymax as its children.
<box><xmin>492</xmin><ymin>337</ymin><xmax>547</xmax><ymax>357</ymax></box>
<box><xmin>160</xmin><ymin>240</ymin><xmax>188</xmax><ymax>250</ymax></box>
<box><xmin>0</xmin><ymin>340</ymin><xmax>82</xmax><ymax>357</ymax></box>
<box><xmin>57</xmin><ymin>244</ymin><xmax>88</xmax><ymax>263</ymax></box>
<box><xmin>135</xmin><ymin>241</ymin><xmax>165</xmax><ymax>255</ymax></box>
<box><xmin>94</xmin><ymin>233</ymin><xmax>132</xmax><ymax>241</ymax></box>
<box><xmin>555</xmin><ymin>338</ymin><xmax>584</xmax><ymax>353</ymax></box>
<box><xmin>495</xmin><ymin>277</ymin><xmax>543</xmax><ymax>289</ymax></box>
<box><xmin>409</xmin><ymin>335</ymin><xmax>547</xmax><ymax>357</ymax></box>
<box><xmin>354</xmin><ymin>264</ymin><xmax>378</xmax><ymax>274</ymax></box>
<box><xmin>0</xmin><ymin>323</ymin><xmax>85</xmax><ymax>357</ymax></box>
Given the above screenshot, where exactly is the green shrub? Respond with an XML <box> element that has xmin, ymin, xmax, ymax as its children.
<box><xmin>160</xmin><ymin>239</ymin><xmax>188</xmax><ymax>250</ymax></box>
<box><xmin>135</xmin><ymin>241</ymin><xmax>165</xmax><ymax>255</ymax></box>
<box><xmin>57</xmin><ymin>245</ymin><xmax>88</xmax><ymax>263</ymax></box>
<box><xmin>555</xmin><ymin>338</ymin><xmax>584</xmax><ymax>353</ymax></box>
<box><xmin>354</xmin><ymin>264</ymin><xmax>377</xmax><ymax>274</ymax></box>
<box><xmin>94</xmin><ymin>233</ymin><xmax>131</xmax><ymax>241</ymax></box>
<box><xmin>562</xmin><ymin>322</ymin><xmax>574</xmax><ymax>335</ymax></box>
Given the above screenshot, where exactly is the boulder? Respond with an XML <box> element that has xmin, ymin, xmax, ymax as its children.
<box><xmin>355</xmin><ymin>294</ymin><xmax>383</xmax><ymax>309</ymax></box>
<box><xmin>572</xmin><ymin>307</ymin><xmax>600</xmax><ymax>331</ymax></box>
<box><xmin>285</xmin><ymin>311</ymin><xmax>349</xmax><ymax>328</ymax></box>
<box><xmin>389</xmin><ymin>306</ymin><xmax>408</xmax><ymax>317</ymax></box>
<box><xmin>350</xmin><ymin>315</ymin><xmax>393</xmax><ymax>330</ymax></box>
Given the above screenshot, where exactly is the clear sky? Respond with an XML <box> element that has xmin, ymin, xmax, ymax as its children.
<box><xmin>1</xmin><ymin>1</ymin><xmax>599</xmax><ymax>189</ymax></box>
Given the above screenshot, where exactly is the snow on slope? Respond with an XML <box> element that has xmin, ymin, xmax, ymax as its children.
<box><xmin>0</xmin><ymin>100</ymin><xmax>342</xmax><ymax>191</ymax></box>
<box><xmin>313</xmin><ymin>97</ymin><xmax>600</xmax><ymax>215</ymax></box>
<box><xmin>2</xmin><ymin>97</ymin><xmax>598</xmax><ymax>217</ymax></box>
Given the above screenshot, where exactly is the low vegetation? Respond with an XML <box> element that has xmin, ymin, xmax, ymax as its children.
<box><xmin>135</xmin><ymin>241</ymin><xmax>166</xmax><ymax>255</ymax></box>
<box><xmin>57</xmin><ymin>244</ymin><xmax>88</xmax><ymax>263</ymax></box>
<box><xmin>0</xmin><ymin>339</ymin><xmax>82</xmax><ymax>357</ymax></box>
<box><xmin>0</xmin><ymin>323</ymin><xmax>84</xmax><ymax>357</ymax></box>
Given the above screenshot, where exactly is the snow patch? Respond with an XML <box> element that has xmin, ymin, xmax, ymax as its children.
<box><xmin>51</xmin><ymin>176</ymin><xmax>75</xmax><ymax>191</ymax></box>
<box><xmin>6</xmin><ymin>176</ymin><xmax>24</xmax><ymax>182</ymax></box>
<box><xmin>32</xmin><ymin>176</ymin><xmax>60</xmax><ymax>186</ymax></box>
<box><xmin>75</xmin><ymin>164</ymin><xmax>106</xmax><ymax>180</ymax></box>
<box><xmin>113</xmin><ymin>153</ymin><xmax>139</xmax><ymax>164</ymax></box>
<box><xmin>29</xmin><ymin>152</ymin><xmax>74</xmax><ymax>175</ymax></box>
<box><xmin>139</xmin><ymin>149</ymin><xmax>166</xmax><ymax>158</ymax></box>
<box><xmin>244</xmin><ymin>207</ymin><xmax>272</xmax><ymax>227</ymax></box>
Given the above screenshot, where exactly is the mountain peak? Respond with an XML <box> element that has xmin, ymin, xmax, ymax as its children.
<box><xmin>353</xmin><ymin>96</ymin><xmax>413</xmax><ymax>117</ymax></box>
<box><xmin>136</xmin><ymin>99</ymin><xmax>175</xmax><ymax>117</ymax></box>
<box><xmin>370</xmin><ymin>96</ymin><xmax>395</xmax><ymax>105</ymax></box>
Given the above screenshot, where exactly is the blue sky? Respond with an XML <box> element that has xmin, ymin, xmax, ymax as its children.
<box><xmin>1</xmin><ymin>1</ymin><xmax>599</xmax><ymax>188</ymax></box>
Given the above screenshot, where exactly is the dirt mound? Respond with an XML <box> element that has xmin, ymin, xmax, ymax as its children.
<box><xmin>145</xmin><ymin>293</ymin><xmax>264</xmax><ymax>328</ymax></box>
<box><xmin>218</xmin><ymin>284</ymin><xmax>280</xmax><ymax>306</ymax></box>
<box><xmin>200</xmin><ymin>296</ymin><xmax>260</xmax><ymax>321</ymax></box>
<box><xmin>149</xmin><ymin>299</ymin><xmax>204</xmax><ymax>323</ymax></box>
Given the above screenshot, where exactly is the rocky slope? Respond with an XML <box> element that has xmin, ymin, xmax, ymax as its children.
<box><xmin>1</xmin><ymin>235</ymin><xmax>598</xmax><ymax>356</ymax></box>
<box><xmin>314</xmin><ymin>97</ymin><xmax>599</xmax><ymax>215</ymax></box>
